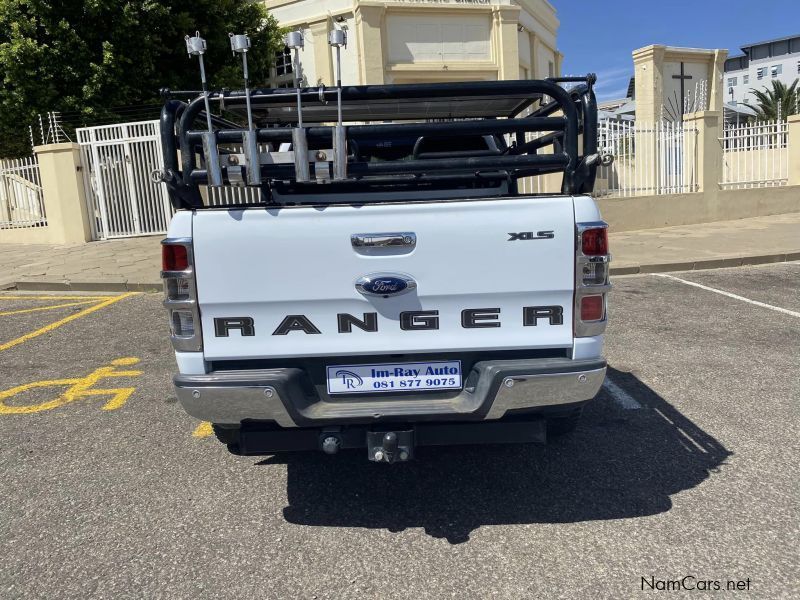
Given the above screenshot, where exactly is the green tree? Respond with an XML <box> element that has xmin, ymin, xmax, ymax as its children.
<box><xmin>0</xmin><ymin>1</ymin><xmax>283</xmax><ymax>157</ymax></box>
<box><xmin>743</xmin><ymin>79</ymin><xmax>799</xmax><ymax>122</ymax></box>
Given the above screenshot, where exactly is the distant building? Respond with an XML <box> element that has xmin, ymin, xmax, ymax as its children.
<box><xmin>724</xmin><ymin>35</ymin><xmax>800</xmax><ymax>107</ymax></box>
<box><xmin>263</xmin><ymin>0</ymin><xmax>562</xmax><ymax>87</ymax></box>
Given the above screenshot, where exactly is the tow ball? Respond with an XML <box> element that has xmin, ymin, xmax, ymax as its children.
<box><xmin>367</xmin><ymin>430</ymin><xmax>414</xmax><ymax>463</ymax></box>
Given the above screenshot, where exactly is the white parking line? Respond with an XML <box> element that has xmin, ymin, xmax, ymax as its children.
<box><xmin>653</xmin><ymin>273</ymin><xmax>800</xmax><ymax>318</ymax></box>
<box><xmin>602</xmin><ymin>378</ymin><xmax>642</xmax><ymax>410</ymax></box>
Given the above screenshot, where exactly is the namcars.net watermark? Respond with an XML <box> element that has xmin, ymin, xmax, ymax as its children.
<box><xmin>642</xmin><ymin>576</ymin><xmax>752</xmax><ymax>592</ymax></box>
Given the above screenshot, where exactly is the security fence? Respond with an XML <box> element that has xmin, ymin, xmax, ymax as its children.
<box><xmin>719</xmin><ymin>120</ymin><xmax>788</xmax><ymax>189</ymax></box>
<box><xmin>595</xmin><ymin>120</ymin><xmax>699</xmax><ymax>198</ymax></box>
<box><xmin>0</xmin><ymin>156</ymin><xmax>46</xmax><ymax>229</ymax></box>
<box><xmin>76</xmin><ymin>121</ymin><xmax>172</xmax><ymax>240</ymax></box>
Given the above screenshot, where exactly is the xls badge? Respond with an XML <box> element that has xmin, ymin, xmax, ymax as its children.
<box><xmin>508</xmin><ymin>231</ymin><xmax>554</xmax><ymax>241</ymax></box>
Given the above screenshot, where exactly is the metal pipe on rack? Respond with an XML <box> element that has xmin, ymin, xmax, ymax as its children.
<box><xmin>230</xmin><ymin>32</ymin><xmax>261</xmax><ymax>186</ymax></box>
<box><xmin>188</xmin><ymin>152</ymin><xmax>569</xmax><ymax>185</ymax></box>
<box><xmin>285</xmin><ymin>30</ymin><xmax>310</xmax><ymax>182</ymax></box>
<box><xmin>185</xmin><ymin>117</ymin><xmax>566</xmax><ymax>148</ymax></box>
<box><xmin>185</xmin><ymin>32</ymin><xmax>222</xmax><ymax>186</ymax></box>
<box><xmin>329</xmin><ymin>28</ymin><xmax>347</xmax><ymax>181</ymax></box>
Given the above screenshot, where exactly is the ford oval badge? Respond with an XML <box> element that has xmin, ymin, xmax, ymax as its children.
<box><xmin>355</xmin><ymin>273</ymin><xmax>417</xmax><ymax>298</ymax></box>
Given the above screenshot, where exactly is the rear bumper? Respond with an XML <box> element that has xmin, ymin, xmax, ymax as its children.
<box><xmin>174</xmin><ymin>357</ymin><xmax>606</xmax><ymax>427</ymax></box>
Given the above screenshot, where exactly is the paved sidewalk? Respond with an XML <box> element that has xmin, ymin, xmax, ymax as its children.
<box><xmin>1</xmin><ymin>212</ymin><xmax>799</xmax><ymax>290</ymax></box>
<box><xmin>0</xmin><ymin>236</ymin><xmax>160</xmax><ymax>291</ymax></box>
<box><xmin>610</xmin><ymin>211</ymin><xmax>800</xmax><ymax>274</ymax></box>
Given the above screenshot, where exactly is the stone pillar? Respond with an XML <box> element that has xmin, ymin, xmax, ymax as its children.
<box><xmin>787</xmin><ymin>114</ymin><xmax>800</xmax><ymax>186</ymax></box>
<box><xmin>34</xmin><ymin>143</ymin><xmax>92</xmax><ymax>244</ymax></box>
<box><xmin>529</xmin><ymin>31</ymin><xmax>539</xmax><ymax>78</ymax></box>
<box><xmin>494</xmin><ymin>6</ymin><xmax>520</xmax><ymax>81</ymax></box>
<box><xmin>682</xmin><ymin>111</ymin><xmax>721</xmax><ymax>207</ymax></box>
<box><xmin>708</xmin><ymin>49</ymin><xmax>728</xmax><ymax>114</ymax></box>
<box><xmin>632</xmin><ymin>45</ymin><xmax>666</xmax><ymax>123</ymax></box>
<box><xmin>632</xmin><ymin>46</ymin><xmax>665</xmax><ymax>192</ymax></box>
<box><xmin>555</xmin><ymin>50</ymin><xmax>564</xmax><ymax>77</ymax></box>
<box><xmin>309</xmin><ymin>20</ymin><xmax>333</xmax><ymax>86</ymax></box>
<box><xmin>355</xmin><ymin>4</ymin><xmax>385</xmax><ymax>84</ymax></box>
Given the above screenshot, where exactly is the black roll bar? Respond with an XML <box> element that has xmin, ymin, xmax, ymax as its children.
<box><xmin>159</xmin><ymin>77</ymin><xmax>599</xmax><ymax>208</ymax></box>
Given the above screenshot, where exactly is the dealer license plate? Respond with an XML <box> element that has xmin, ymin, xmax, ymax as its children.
<box><xmin>326</xmin><ymin>360</ymin><xmax>462</xmax><ymax>395</ymax></box>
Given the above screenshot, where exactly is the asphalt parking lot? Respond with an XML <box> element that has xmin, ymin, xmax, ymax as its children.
<box><xmin>0</xmin><ymin>263</ymin><xmax>797</xmax><ymax>599</ymax></box>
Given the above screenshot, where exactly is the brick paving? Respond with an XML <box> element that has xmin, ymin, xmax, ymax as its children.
<box><xmin>0</xmin><ymin>236</ymin><xmax>161</xmax><ymax>291</ymax></box>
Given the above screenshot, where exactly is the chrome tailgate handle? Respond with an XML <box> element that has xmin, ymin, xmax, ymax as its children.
<box><xmin>351</xmin><ymin>232</ymin><xmax>416</xmax><ymax>248</ymax></box>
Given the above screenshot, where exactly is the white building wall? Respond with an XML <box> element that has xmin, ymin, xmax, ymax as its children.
<box><xmin>726</xmin><ymin>55</ymin><xmax>799</xmax><ymax>106</ymax></box>
<box><xmin>386</xmin><ymin>13</ymin><xmax>492</xmax><ymax>63</ymax></box>
<box><xmin>725</xmin><ymin>37</ymin><xmax>800</xmax><ymax>107</ymax></box>
<box><xmin>536</xmin><ymin>41</ymin><xmax>556</xmax><ymax>78</ymax></box>
<box><xmin>338</xmin><ymin>15</ymin><xmax>359</xmax><ymax>86</ymax></box>
<box><xmin>297</xmin><ymin>25</ymin><xmax>318</xmax><ymax>86</ymax></box>
<box><xmin>518</xmin><ymin>28</ymin><xmax>531</xmax><ymax>77</ymax></box>
<box><xmin>264</xmin><ymin>0</ymin><xmax>559</xmax><ymax>84</ymax></box>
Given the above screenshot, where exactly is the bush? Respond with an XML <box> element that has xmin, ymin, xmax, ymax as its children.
<box><xmin>0</xmin><ymin>0</ymin><xmax>283</xmax><ymax>157</ymax></box>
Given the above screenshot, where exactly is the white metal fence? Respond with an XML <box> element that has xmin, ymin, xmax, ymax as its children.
<box><xmin>720</xmin><ymin>120</ymin><xmax>788</xmax><ymax>189</ymax></box>
<box><xmin>595</xmin><ymin>120</ymin><xmax>698</xmax><ymax>197</ymax></box>
<box><xmin>76</xmin><ymin>120</ymin><xmax>172</xmax><ymax>239</ymax></box>
<box><xmin>0</xmin><ymin>156</ymin><xmax>46</xmax><ymax>229</ymax></box>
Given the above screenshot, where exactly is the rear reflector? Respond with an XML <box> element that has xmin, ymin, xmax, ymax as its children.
<box><xmin>581</xmin><ymin>261</ymin><xmax>608</xmax><ymax>286</ymax></box>
<box><xmin>164</xmin><ymin>277</ymin><xmax>191</xmax><ymax>301</ymax></box>
<box><xmin>581</xmin><ymin>228</ymin><xmax>608</xmax><ymax>256</ymax></box>
<box><xmin>162</xmin><ymin>245</ymin><xmax>189</xmax><ymax>272</ymax></box>
<box><xmin>170</xmin><ymin>310</ymin><xmax>195</xmax><ymax>337</ymax></box>
<box><xmin>580</xmin><ymin>295</ymin><xmax>604</xmax><ymax>321</ymax></box>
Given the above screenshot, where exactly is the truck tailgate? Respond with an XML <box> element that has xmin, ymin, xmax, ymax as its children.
<box><xmin>193</xmin><ymin>197</ymin><xmax>575</xmax><ymax>360</ymax></box>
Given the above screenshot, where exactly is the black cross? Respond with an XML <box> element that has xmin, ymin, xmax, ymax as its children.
<box><xmin>672</xmin><ymin>62</ymin><xmax>693</xmax><ymax>115</ymax></box>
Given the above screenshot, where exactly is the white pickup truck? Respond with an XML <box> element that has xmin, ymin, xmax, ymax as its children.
<box><xmin>157</xmin><ymin>57</ymin><xmax>610</xmax><ymax>461</ymax></box>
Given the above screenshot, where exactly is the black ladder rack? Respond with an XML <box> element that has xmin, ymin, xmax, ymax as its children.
<box><xmin>159</xmin><ymin>76</ymin><xmax>599</xmax><ymax>209</ymax></box>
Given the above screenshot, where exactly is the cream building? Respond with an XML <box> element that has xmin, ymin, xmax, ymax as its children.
<box><xmin>263</xmin><ymin>0</ymin><xmax>561</xmax><ymax>87</ymax></box>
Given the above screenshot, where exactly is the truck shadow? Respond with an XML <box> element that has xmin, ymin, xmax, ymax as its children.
<box><xmin>264</xmin><ymin>367</ymin><xmax>731</xmax><ymax>544</ymax></box>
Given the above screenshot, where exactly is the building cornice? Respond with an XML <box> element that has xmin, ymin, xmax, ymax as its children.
<box><xmin>634</xmin><ymin>44</ymin><xmax>724</xmax><ymax>63</ymax></box>
<box><xmin>514</xmin><ymin>0</ymin><xmax>558</xmax><ymax>35</ymax></box>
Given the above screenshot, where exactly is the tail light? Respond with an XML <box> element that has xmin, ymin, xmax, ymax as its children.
<box><xmin>162</xmin><ymin>245</ymin><xmax>189</xmax><ymax>271</ymax></box>
<box><xmin>574</xmin><ymin>222</ymin><xmax>611</xmax><ymax>337</ymax></box>
<box><xmin>161</xmin><ymin>239</ymin><xmax>202</xmax><ymax>351</ymax></box>
<box><xmin>581</xmin><ymin>227</ymin><xmax>608</xmax><ymax>256</ymax></box>
<box><xmin>580</xmin><ymin>295</ymin><xmax>604</xmax><ymax>321</ymax></box>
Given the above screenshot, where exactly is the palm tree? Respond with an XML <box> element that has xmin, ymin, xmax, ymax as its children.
<box><xmin>743</xmin><ymin>79</ymin><xmax>798</xmax><ymax>121</ymax></box>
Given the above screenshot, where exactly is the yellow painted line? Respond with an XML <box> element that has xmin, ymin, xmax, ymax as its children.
<box><xmin>0</xmin><ymin>357</ymin><xmax>142</xmax><ymax>414</ymax></box>
<box><xmin>0</xmin><ymin>300</ymin><xmax>100</xmax><ymax>317</ymax></box>
<box><xmin>0</xmin><ymin>295</ymin><xmax>111</xmax><ymax>301</ymax></box>
<box><xmin>193</xmin><ymin>421</ymin><xmax>214</xmax><ymax>438</ymax></box>
<box><xmin>0</xmin><ymin>293</ymin><xmax>139</xmax><ymax>352</ymax></box>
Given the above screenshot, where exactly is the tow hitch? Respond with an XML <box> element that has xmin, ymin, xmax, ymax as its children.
<box><xmin>239</xmin><ymin>420</ymin><xmax>545</xmax><ymax>458</ymax></box>
<box><xmin>367</xmin><ymin>430</ymin><xmax>414</xmax><ymax>463</ymax></box>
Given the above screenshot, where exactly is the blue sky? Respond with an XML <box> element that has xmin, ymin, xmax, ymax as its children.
<box><xmin>551</xmin><ymin>0</ymin><xmax>800</xmax><ymax>101</ymax></box>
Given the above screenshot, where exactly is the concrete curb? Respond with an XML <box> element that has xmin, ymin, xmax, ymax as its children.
<box><xmin>2</xmin><ymin>252</ymin><xmax>798</xmax><ymax>292</ymax></box>
<box><xmin>609</xmin><ymin>252</ymin><xmax>800</xmax><ymax>276</ymax></box>
<box><xmin>11</xmin><ymin>280</ymin><xmax>163</xmax><ymax>293</ymax></box>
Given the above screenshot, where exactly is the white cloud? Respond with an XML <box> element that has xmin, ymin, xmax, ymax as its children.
<box><xmin>596</xmin><ymin>84</ymin><xmax>631</xmax><ymax>102</ymax></box>
<box><xmin>591</xmin><ymin>64</ymin><xmax>633</xmax><ymax>101</ymax></box>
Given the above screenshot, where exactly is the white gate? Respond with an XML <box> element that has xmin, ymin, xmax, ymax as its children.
<box><xmin>0</xmin><ymin>156</ymin><xmax>46</xmax><ymax>229</ymax></box>
<box><xmin>77</xmin><ymin>121</ymin><xmax>172</xmax><ymax>239</ymax></box>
